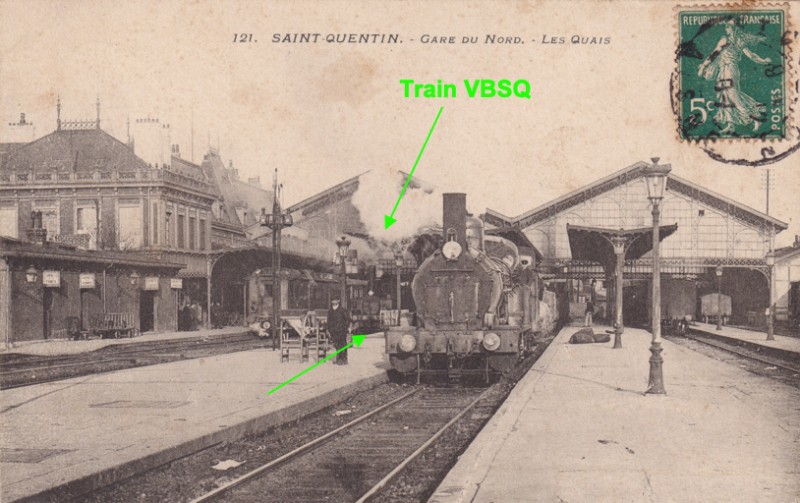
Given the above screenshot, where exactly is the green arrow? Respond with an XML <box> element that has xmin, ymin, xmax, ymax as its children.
<box><xmin>267</xmin><ymin>335</ymin><xmax>367</xmax><ymax>395</ymax></box>
<box><xmin>385</xmin><ymin>106</ymin><xmax>444</xmax><ymax>229</ymax></box>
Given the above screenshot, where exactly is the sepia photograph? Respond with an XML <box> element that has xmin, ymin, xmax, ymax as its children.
<box><xmin>1</xmin><ymin>1</ymin><xmax>799</xmax><ymax>501</ymax></box>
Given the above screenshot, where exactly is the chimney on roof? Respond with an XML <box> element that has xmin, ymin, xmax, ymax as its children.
<box><xmin>228</xmin><ymin>160</ymin><xmax>239</xmax><ymax>181</ymax></box>
<box><xmin>794</xmin><ymin>235</ymin><xmax>800</xmax><ymax>248</ymax></box>
<box><xmin>56</xmin><ymin>96</ymin><xmax>61</xmax><ymax>131</ymax></box>
<box><xmin>247</xmin><ymin>176</ymin><xmax>261</xmax><ymax>187</ymax></box>
<box><xmin>131</xmin><ymin>116</ymin><xmax>171</xmax><ymax>168</ymax></box>
<box><xmin>5</xmin><ymin>112</ymin><xmax>36</xmax><ymax>142</ymax></box>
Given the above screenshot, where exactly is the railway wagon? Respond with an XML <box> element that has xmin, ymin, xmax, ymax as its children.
<box><xmin>385</xmin><ymin>193</ymin><xmax>542</xmax><ymax>383</ymax></box>
<box><xmin>350</xmin><ymin>293</ymin><xmax>387</xmax><ymax>334</ymax></box>
<box><xmin>700</xmin><ymin>293</ymin><xmax>732</xmax><ymax>324</ymax></box>
<box><xmin>246</xmin><ymin>268</ymin><xmax>367</xmax><ymax>336</ymax></box>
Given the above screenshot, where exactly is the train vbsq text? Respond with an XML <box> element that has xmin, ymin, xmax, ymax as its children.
<box><xmin>400</xmin><ymin>79</ymin><xmax>531</xmax><ymax>99</ymax></box>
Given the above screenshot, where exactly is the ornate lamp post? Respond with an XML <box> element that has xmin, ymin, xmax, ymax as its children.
<box><xmin>643</xmin><ymin>157</ymin><xmax>671</xmax><ymax>395</ymax></box>
<box><xmin>715</xmin><ymin>266</ymin><xmax>723</xmax><ymax>330</ymax></box>
<box><xmin>336</xmin><ymin>236</ymin><xmax>351</xmax><ymax>309</ymax></box>
<box><xmin>395</xmin><ymin>252</ymin><xmax>404</xmax><ymax>326</ymax></box>
<box><xmin>766</xmin><ymin>252</ymin><xmax>775</xmax><ymax>341</ymax></box>
<box><xmin>260</xmin><ymin>169</ymin><xmax>293</xmax><ymax>352</ymax></box>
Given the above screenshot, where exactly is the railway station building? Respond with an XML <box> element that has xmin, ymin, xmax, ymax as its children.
<box><xmin>0</xmin><ymin>100</ymin><xmax>369</xmax><ymax>342</ymax></box>
<box><xmin>484</xmin><ymin>160</ymin><xmax>788</xmax><ymax>329</ymax></box>
<box><xmin>0</xmin><ymin>102</ymin><xmax>280</xmax><ymax>342</ymax></box>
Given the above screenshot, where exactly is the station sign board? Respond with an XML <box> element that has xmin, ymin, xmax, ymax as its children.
<box><xmin>42</xmin><ymin>270</ymin><xmax>60</xmax><ymax>288</ymax></box>
<box><xmin>79</xmin><ymin>273</ymin><xmax>96</xmax><ymax>289</ymax></box>
<box><xmin>144</xmin><ymin>277</ymin><xmax>159</xmax><ymax>291</ymax></box>
<box><xmin>170</xmin><ymin>278</ymin><xmax>183</xmax><ymax>289</ymax></box>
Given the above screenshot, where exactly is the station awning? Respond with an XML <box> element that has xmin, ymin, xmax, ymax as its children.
<box><xmin>566</xmin><ymin>223</ymin><xmax>678</xmax><ymax>270</ymax></box>
<box><xmin>485</xmin><ymin>227</ymin><xmax>543</xmax><ymax>262</ymax></box>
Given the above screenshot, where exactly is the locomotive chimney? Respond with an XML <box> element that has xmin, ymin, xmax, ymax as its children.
<box><xmin>442</xmin><ymin>193</ymin><xmax>467</xmax><ymax>248</ymax></box>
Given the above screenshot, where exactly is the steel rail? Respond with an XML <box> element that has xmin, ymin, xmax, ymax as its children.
<box><xmin>1</xmin><ymin>337</ymin><xmax>268</xmax><ymax>389</ymax></box>
<box><xmin>188</xmin><ymin>387</ymin><xmax>423</xmax><ymax>503</ymax></box>
<box><xmin>355</xmin><ymin>388</ymin><xmax>489</xmax><ymax>503</ymax></box>
<box><xmin>680</xmin><ymin>332</ymin><xmax>800</xmax><ymax>374</ymax></box>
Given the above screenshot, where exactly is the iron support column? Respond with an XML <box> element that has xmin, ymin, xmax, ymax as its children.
<box><xmin>647</xmin><ymin>202</ymin><xmax>666</xmax><ymax>395</ymax></box>
<box><xmin>611</xmin><ymin>236</ymin><xmax>626</xmax><ymax>349</ymax></box>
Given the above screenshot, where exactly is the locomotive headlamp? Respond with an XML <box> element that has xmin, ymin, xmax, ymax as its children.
<box><xmin>483</xmin><ymin>332</ymin><xmax>501</xmax><ymax>351</ymax></box>
<box><xmin>442</xmin><ymin>241</ymin><xmax>462</xmax><ymax>260</ymax></box>
<box><xmin>398</xmin><ymin>334</ymin><xmax>417</xmax><ymax>353</ymax></box>
<box><xmin>260</xmin><ymin>320</ymin><xmax>271</xmax><ymax>330</ymax></box>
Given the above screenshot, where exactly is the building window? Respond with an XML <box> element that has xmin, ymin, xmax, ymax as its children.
<box><xmin>199</xmin><ymin>219</ymin><xmax>206</xmax><ymax>251</ymax></box>
<box><xmin>177</xmin><ymin>214</ymin><xmax>185</xmax><ymax>249</ymax></box>
<box><xmin>152</xmin><ymin>202</ymin><xmax>159</xmax><ymax>245</ymax></box>
<box><xmin>189</xmin><ymin>216</ymin><xmax>196</xmax><ymax>250</ymax></box>
<box><xmin>75</xmin><ymin>201</ymin><xmax>98</xmax><ymax>249</ymax></box>
<box><xmin>33</xmin><ymin>201</ymin><xmax>59</xmax><ymax>241</ymax></box>
<box><xmin>165</xmin><ymin>211</ymin><xmax>172</xmax><ymax>247</ymax></box>
<box><xmin>118</xmin><ymin>202</ymin><xmax>143</xmax><ymax>249</ymax></box>
<box><xmin>0</xmin><ymin>203</ymin><xmax>19</xmax><ymax>239</ymax></box>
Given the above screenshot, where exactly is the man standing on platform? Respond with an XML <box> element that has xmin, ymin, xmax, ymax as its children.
<box><xmin>327</xmin><ymin>298</ymin><xmax>350</xmax><ymax>365</ymax></box>
<box><xmin>585</xmin><ymin>300</ymin><xmax>595</xmax><ymax>328</ymax></box>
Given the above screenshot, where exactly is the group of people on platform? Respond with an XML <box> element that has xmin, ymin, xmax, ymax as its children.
<box><xmin>178</xmin><ymin>301</ymin><xmax>203</xmax><ymax>331</ymax></box>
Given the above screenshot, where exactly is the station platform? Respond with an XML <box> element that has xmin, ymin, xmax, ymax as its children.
<box><xmin>0</xmin><ymin>334</ymin><xmax>387</xmax><ymax>502</ymax></box>
<box><xmin>430</xmin><ymin>325</ymin><xmax>800</xmax><ymax>503</ymax></box>
<box><xmin>0</xmin><ymin>327</ymin><xmax>250</xmax><ymax>357</ymax></box>
<box><xmin>690</xmin><ymin>322</ymin><xmax>800</xmax><ymax>361</ymax></box>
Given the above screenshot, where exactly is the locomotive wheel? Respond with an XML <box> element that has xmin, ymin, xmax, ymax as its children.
<box><xmin>488</xmin><ymin>354</ymin><xmax>517</xmax><ymax>373</ymax></box>
<box><xmin>390</xmin><ymin>354</ymin><xmax>418</xmax><ymax>373</ymax></box>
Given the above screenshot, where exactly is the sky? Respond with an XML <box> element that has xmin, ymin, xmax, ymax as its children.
<box><xmin>1</xmin><ymin>0</ymin><xmax>798</xmax><ymax>246</ymax></box>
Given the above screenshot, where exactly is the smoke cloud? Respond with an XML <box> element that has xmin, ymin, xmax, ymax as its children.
<box><xmin>351</xmin><ymin>170</ymin><xmax>444</xmax><ymax>245</ymax></box>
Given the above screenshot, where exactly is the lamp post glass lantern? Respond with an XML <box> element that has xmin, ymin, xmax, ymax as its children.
<box><xmin>25</xmin><ymin>266</ymin><xmax>38</xmax><ymax>283</ymax></box>
<box><xmin>643</xmin><ymin>157</ymin><xmax>671</xmax><ymax>395</ymax></box>
<box><xmin>336</xmin><ymin>236</ymin><xmax>351</xmax><ymax>309</ymax></box>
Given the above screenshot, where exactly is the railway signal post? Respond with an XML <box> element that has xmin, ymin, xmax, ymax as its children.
<box><xmin>260</xmin><ymin>169</ymin><xmax>293</xmax><ymax>356</ymax></box>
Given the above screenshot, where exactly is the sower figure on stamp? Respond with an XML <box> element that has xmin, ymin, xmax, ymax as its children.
<box><xmin>697</xmin><ymin>20</ymin><xmax>772</xmax><ymax>134</ymax></box>
<box><xmin>327</xmin><ymin>298</ymin><xmax>351</xmax><ymax>365</ymax></box>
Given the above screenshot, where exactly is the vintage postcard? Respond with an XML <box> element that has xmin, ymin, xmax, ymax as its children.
<box><xmin>1</xmin><ymin>1</ymin><xmax>799</xmax><ymax>502</ymax></box>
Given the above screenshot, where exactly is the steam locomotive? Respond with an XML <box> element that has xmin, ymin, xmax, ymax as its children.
<box><xmin>385</xmin><ymin>193</ymin><xmax>542</xmax><ymax>383</ymax></box>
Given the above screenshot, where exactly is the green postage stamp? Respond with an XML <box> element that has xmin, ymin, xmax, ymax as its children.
<box><xmin>678</xmin><ymin>7</ymin><xmax>788</xmax><ymax>140</ymax></box>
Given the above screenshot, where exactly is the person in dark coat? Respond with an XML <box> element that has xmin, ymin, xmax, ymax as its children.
<box><xmin>327</xmin><ymin>299</ymin><xmax>351</xmax><ymax>365</ymax></box>
<box><xmin>585</xmin><ymin>300</ymin><xmax>594</xmax><ymax>327</ymax></box>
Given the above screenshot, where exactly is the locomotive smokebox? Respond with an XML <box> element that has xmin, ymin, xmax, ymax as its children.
<box><xmin>442</xmin><ymin>193</ymin><xmax>467</xmax><ymax>247</ymax></box>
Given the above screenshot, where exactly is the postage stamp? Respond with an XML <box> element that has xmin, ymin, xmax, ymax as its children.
<box><xmin>677</xmin><ymin>7</ymin><xmax>788</xmax><ymax>141</ymax></box>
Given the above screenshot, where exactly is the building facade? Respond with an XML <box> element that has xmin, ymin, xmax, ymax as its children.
<box><xmin>0</xmin><ymin>102</ymin><xmax>275</xmax><ymax>340</ymax></box>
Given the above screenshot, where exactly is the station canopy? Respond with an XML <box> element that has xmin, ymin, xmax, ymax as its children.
<box><xmin>566</xmin><ymin>223</ymin><xmax>678</xmax><ymax>270</ymax></box>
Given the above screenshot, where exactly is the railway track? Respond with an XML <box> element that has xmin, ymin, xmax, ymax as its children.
<box><xmin>683</xmin><ymin>330</ymin><xmax>800</xmax><ymax>373</ymax></box>
<box><xmin>67</xmin><ymin>332</ymin><xmax>555</xmax><ymax>503</ymax></box>
<box><xmin>0</xmin><ymin>332</ymin><xmax>269</xmax><ymax>389</ymax></box>
<box><xmin>666</xmin><ymin>330</ymin><xmax>800</xmax><ymax>387</ymax></box>
<box><xmin>189</xmin><ymin>386</ymin><xmax>489</xmax><ymax>503</ymax></box>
